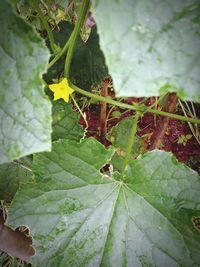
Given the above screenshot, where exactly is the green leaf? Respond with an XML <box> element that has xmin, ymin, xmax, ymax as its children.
<box><xmin>107</xmin><ymin>118</ymin><xmax>141</xmax><ymax>171</ymax></box>
<box><xmin>186</xmin><ymin>134</ymin><xmax>193</xmax><ymax>140</ymax></box>
<box><xmin>8</xmin><ymin>138</ymin><xmax>200</xmax><ymax>266</ymax></box>
<box><xmin>111</xmin><ymin>111</ymin><xmax>121</xmax><ymax>119</ymax></box>
<box><xmin>44</xmin><ymin>22</ymin><xmax>109</xmax><ymax>90</ymax></box>
<box><xmin>0</xmin><ymin>0</ymin><xmax>51</xmax><ymax>164</ymax></box>
<box><xmin>52</xmin><ymin>100</ymin><xmax>84</xmax><ymax>142</ymax></box>
<box><xmin>93</xmin><ymin>1</ymin><xmax>200</xmax><ymax>102</ymax></box>
<box><xmin>0</xmin><ymin>157</ymin><xmax>32</xmax><ymax>202</ymax></box>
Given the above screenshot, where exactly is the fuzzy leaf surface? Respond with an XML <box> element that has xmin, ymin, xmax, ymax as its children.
<box><xmin>9</xmin><ymin>139</ymin><xmax>200</xmax><ymax>267</ymax></box>
<box><xmin>93</xmin><ymin>0</ymin><xmax>200</xmax><ymax>102</ymax></box>
<box><xmin>0</xmin><ymin>0</ymin><xmax>51</xmax><ymax>164</ymax></box>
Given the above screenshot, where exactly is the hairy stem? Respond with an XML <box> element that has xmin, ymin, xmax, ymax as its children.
<box><xmin>47</xmin><ymin>34</ymin><xmax>73</xmax><ymax>69</ymax></box>
<box><xmin>70</xmin><ymin>83</ymin><xmax>200</xmax><ymax>124</ymax></box>
<box><xmin>33</xmin><ymin>1</ymin><xmax>56</xmax><ymax>53</ymax></box>
<box><xmin>121</xmin><ymin>112</ymin><xmax>140</xmax><ymax>178</ymax></box>
<box><xmin>64</xmin><ymin>0</ymin><xmax>90</xmax><ymax>78</ymax></box>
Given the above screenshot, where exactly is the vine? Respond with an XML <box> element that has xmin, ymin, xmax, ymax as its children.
<box><xmin>1</xmin><ymin>1</ymin><xmax>200</xmax><ymax>266</ymax></box>
<box><xmin>121</xmin><ymin>111</ymin><xmax>141</xmax><ymax>177</ymax></box>
<box><xmin>64</xmin><ymin>0</ymin><xmax>90</xmax><ymax>78</ymax></box>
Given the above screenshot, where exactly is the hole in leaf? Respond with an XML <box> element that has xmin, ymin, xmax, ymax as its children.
<box><xmin>192</xmin><ymin>216</ymin><xmax>200</xmax><ymax>231</ymax></box>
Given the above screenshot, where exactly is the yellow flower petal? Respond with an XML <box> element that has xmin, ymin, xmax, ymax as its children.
<box><xmin>49</xmin><ymin>78</ymin><xmax>74</xmax><ymax>102</ymax></box>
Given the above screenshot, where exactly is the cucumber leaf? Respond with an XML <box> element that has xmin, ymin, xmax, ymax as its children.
<box><xmin>93</xmin><ymin>0</ymin><xmax>200</xmax><ymax>102</ymax></box>
<box><xmin>0</xmin><ymin>0</ymin><xmax>51</xmax><ymax>164</ymax></box>
<box><xmin>52</xmin><ymin>100</ymin><xmax>84</xmax><ymax>142</ymax></box>
<box><xmin>8</xmin><ymin>138</ymin><xmax>200</xmax><ymax>266</ymax></box>
<box><xmin>0</xmin><ymin>157</ymin><xmax>32</xmax><ymax>202</ymax></box>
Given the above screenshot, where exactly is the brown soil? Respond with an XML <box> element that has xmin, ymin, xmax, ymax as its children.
<box><xmin>79</xmin><ymin>91</ymin><xmax>200</xmax><ymax>173</ymax></box>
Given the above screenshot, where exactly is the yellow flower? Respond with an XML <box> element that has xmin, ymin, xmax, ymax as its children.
<box><xmin>56</xmin><ymin>9</ymin><xmax>65</xmax><ymax>21</ymax></box>
<box><xmin>49</xmin><ymin>78</ymin><xmax>74</xmax><ymax>102</ymax></box>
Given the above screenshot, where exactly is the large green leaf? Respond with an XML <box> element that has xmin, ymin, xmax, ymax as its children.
<box><xmin>44</xmin><ymin>22</ymin><xmax>109</xmax><ymax>90</ymax></box>
<box><xmin>0</xmin><ymin>0</ymin><xmax>51</xmax><ymax>164</ymax></box>
<box><xmin>8</xmin><ymin>138</ymin><xmax>200</xmax><ymax>266</ymax></box>
<box><xmin>93</xmin><ymin>0</ymin><xmax>200</xmax><ymax>102</ymax></box>
<box><xmin>52</xmin><ymin>100</ymin><xmax>84</xmax><ymax>142</ymax></box>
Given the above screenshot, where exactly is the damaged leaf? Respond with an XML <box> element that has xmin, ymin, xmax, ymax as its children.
<box><xmin>8</xmin><ymin>139</ymin><xmax>200</xmax><ymax>267</ymax></box>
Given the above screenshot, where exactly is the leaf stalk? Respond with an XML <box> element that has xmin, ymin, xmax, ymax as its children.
<box><xmin>33</xmin><ymin>0</ymin><xmax>56</xmax><ymax>53</ymax></box>
<box><xmin>71</xmin><ymin>83</ymin><xmax>200</xmax><ymax>124</ymax></box>
<box><xmin>64</xmin><ymin>0</ymin><xmax>90</xmax><ymax>78</ymax></box>
<box><xmin>121</xmin><ymin>112</ymin><xmax>140</xmax><ymax>178</ymax></box>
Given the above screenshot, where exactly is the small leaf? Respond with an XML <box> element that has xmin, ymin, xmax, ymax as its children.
<box><xmin>186</xmin><ymin>134</ymin><xmax>193</xmax><ymax>140</ymax></box>
<box><xmin>111</xmin><ymin>111</ymin><xmax>121</xmax><ymax>119</ymax></box>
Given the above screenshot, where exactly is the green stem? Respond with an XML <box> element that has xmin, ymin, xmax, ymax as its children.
<box><xmin>64</xmin><ymin>0</ymin><xmax>90</xmax><ymax>78</ymax></box>
<box><xmin>47</xmin><ymin>34</ymin><xmax>72</xmax><ymax>69</ymax></box>
<box><xmin>70</xmin><ymin>83</ymin><xmax>200</xmax><ymax>124</ymax></box>
<box><xmin>121</xmin><ymin>112</ymin><xmax>140</xmax><ymax>178</ymax></box>
<box><xmin>33</xmin><ymin>0</ymin><xmax>56</xmax><ymax>53</ymax></box>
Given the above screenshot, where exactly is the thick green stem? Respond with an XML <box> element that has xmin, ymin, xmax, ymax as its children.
<box><xmin>33</xmin><ymin>1</ymin><xmax>56</xmax><ymax>53</ymax></box>
<box><xmin>71</xmin><ymin>83</ymin><xmax>200</xmax><ymax>124</ymax></box>
<box><xmin>64</xmin><ymin>0</ymin><xmax>90</xmax><ymax>78</ymax></box>
<box><xmin>121</xmin><ymin>112</ymin><xmax>140</xmax><ymax>178</ymax></box>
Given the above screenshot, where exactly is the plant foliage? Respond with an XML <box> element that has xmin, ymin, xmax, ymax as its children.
<box><xmin>0</xmin><ymin>0</ymin><xmax>51</xmax><ymax>164</ymax></box>
<box><xmin>9</xmin><ymin>138</ymin><xmax>200</xmax><ymax>266</ymax></box>
<box><xmin>0</xmin><ymin>0</ymin><xmax>200</xmax><ymax>266</ymax></box>
<box><xmin>93</xmin><ymin>0</ymin><xmax>200</xmax><ymax>102</ymax></box>
<box><xmin>45</xmin><ymin>22</ymin><xmax>109</xmax><ymax>90</ymax></box>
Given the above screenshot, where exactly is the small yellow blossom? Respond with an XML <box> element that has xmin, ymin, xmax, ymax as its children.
<box><xmin>49</xmin><ymin>78</ymin><xmax>74</xmax><ymax>102</ymax></box>
<box><xmin>56</xmin><ymin>9</ymin><xmax>65</xmax><ymax>21</ymax></box>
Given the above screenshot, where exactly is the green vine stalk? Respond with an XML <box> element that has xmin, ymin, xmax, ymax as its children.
<box><xmin>47</xmin><ymin>33</ymin><xmax>72</xmax><ymax>69</ymax></box>
<box><xmin>64</xmin><ymin>0</ymin><xmax>90</xmax><ymax>78</ymax></box>
<box><xmin>121</xmin><ymin>112</ymin><xmax>141</xmax><ymax>178</ymax></box>
<box><xmin>33</xmin><ymin>0</ymin><xmax>56</xmax><ymax>53</ymax></box>
<box><xmin>71</xmin><ymin>83</ymin><xmax>200</xmax><ymax>125</ymax></box>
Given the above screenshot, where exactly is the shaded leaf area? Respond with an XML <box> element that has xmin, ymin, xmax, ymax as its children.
<box><xmin>44</xmin><ymin>21</ymin><xmax>109</xmax><ymax>90</ymax></box>
<box><xmin>8</xmin><ymin>138</ymin><xmax>200</xmax><ymax>267</ymax></box>
<box><xmin>107</xmin><ymin>118</ymin><xmax>141</xmax><ymax>171</ymax></box>
<box><xmin>0</xmin><ymin>0</ymin><xmax>51</xmax><ymax>164</ymax></box>
<box><xmin>52</xmin><ymin>100</ymin><xmax>84</xmax><ymax>142</ymax></box>
<box><xmin>0</xmin><ymin>251</ymin><xmax>31</xmax><ymax>267</ymax></box>
<box><xmin>0</xmin><ymin>157</ymin><xmax>33</xmax><ymax>203</ymax></box>
<box><xmin>93</xmin><ymin>0</ymin><xmax>200</xmax><ymax>102</ymax></box>
<box><xmin>0</xmin><ymin>208</ymin><xmax>35</xmax><ymax>263</ymax></box>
